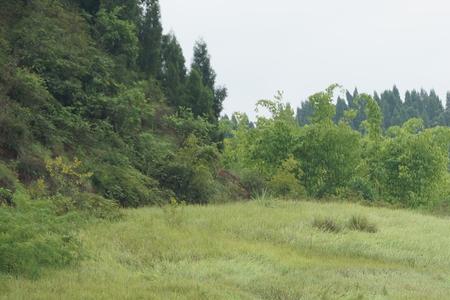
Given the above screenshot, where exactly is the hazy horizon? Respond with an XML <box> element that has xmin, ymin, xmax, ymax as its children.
<box><xmin>160</xmin><ymin>0</ymin><xmax>450</xmax><ymax>119</ymax></box>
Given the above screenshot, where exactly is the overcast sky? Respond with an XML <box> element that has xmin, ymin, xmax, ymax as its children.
<box><xmin>160</xmin><ymin>0</ymin><xmax>450</xmax><ymax>119</ymax></box>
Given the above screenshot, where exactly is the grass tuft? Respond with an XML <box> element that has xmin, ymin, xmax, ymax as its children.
<box><xmin>312</xmin><ymin>216</ymin><xmax>342</xmax><ymax>233</ymax></box>
<box><xmin>347</xmin><ymin>215</ymin><xmax>377</xmax><ymax>233</ymax></box>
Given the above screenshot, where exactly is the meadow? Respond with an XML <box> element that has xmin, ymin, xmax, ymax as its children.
<box><xmin>1</xmin><ymin>200</ymin><xmax>450</xmax><ymax>300</ymax></box>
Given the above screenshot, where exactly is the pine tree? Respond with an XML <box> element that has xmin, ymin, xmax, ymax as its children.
<box><xmin>139</xmin><ymin>0</ymin><xmax>162</xmax><ymax>78</ymax></box>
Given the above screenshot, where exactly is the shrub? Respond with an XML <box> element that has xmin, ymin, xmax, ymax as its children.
<box><xmin>379</xmin><ymin>123</ymin><xmax>448</xmax><ymax>207</ymax></box>
<box><xmin>159</xmin><ymin>135</ymin><xmax>220</xmax><ymax>204</ymax></box>
<box><xmin>347</xmin><ymin>215</ymin><xmax>377</xmax><ymax>233</ymax></box>
<box><xmin>0</xmin><ymin>200</ymin><xmax>82</xmax><ymax>278</ymax></box>
<box><xmin>312</xmin><ymin>216</ymin><xmax>342</xmax><ymax>233</ymax></box>
<box><xmin>92</xmin><ymin>164</ymin><xmax>165</xmax><ymax>207</ymax></box>
<box><xmin>0</xmin><ymin>187</ymin><xmax>14</xmax><ymax>207</ymax></box>
<box><xmin>239</xmin><ymin>168</ymin><xmax>267</xmax><ymax>197</ymax></box>
<box><xmin>46</xmin><ymin>156</ymin><xmax>93</xmax><ymax>196</ymax></box>
<box><xmin>28</xmin><ymin>178</ymin><xmax>48</xmax><ymax>200</ymax></box>
<box><xmin>0</xmin><ymin>101</ymin><xmax>29</xmax><ymax>158</ymax></box>
<box><xmin>0</xmin><ymin>162</ymin><xmax>17</xmax><ymax>191</ymax></box>
<box><xmin>16</xmin><ymin>150</ymin><xmax>48</xmax><ymax>183</ymax></box>
<box><xmin>268</xmin><ymin>156</ymin><xmax>305</xmax><ymax>199</ymax></box>
<box><xmin>297</xmin><ymin>122</ymin><xmax>362</xmax><ymax>197</ymax></box>
<box><xmin>50</xmin><ymin>193</ymin><xmax>121</xmax><ymax>220</ymax></box>
<box><xmin>349</xmin><ymin>178</ymin><xmax>376</xmax><ymax>201</ymax></box>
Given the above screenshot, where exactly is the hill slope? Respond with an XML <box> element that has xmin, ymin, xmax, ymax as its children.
<box><xmin>1</xmin><ymin>200</ymin><xmax>450</xmax><ymax>299</ymax></box>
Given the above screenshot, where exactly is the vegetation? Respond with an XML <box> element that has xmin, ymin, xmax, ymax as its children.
<box><xmin>1</xmin><ymin>0</ymin><xmax>450</xmax><ymax>298</ymax></box>
<box><xmin>2</xmin><ymin>201</ymin><xmax>450</xmax><ymax>299</ymax></box>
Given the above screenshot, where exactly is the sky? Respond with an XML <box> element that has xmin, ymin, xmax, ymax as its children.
<box><xmin>159</xmin><ymin>0</ymin><xmax>450</xmax><ymax>119</ymax></box>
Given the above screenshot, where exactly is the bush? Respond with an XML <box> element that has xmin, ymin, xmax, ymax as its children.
<box><xmin>297</xmin><ymin>122</ymin><xmax>362</xmax><ymax>197</ymax></box>
<box><xmin>0</xmin><ymin>187</ymin><xmax>14</xmax><ymax>207</ymax></box>
<box><xmin>17</xmin><ymin>150</ymin><xmax>48</xmax><ymax>183</ymax></box>
<box><xmin>51</xmin><ymin>193</ymin><xmax>121</xmax><ymax>220</ymax></box>
<box><xmin>0</xmin><ymin>199</ymin><xmax>82</xmax><ymax>278</ymax></box>
<box><xmin>347</xmin><ymin>215</ymin><xmax>377</xmax><ymax>233</ymax></box>
<box><xmin>0</xmin><ymin>162</ymin><xmax>17</xmax><ymax>191</ymax></box>
<box><xmin>349</xmin><ymin>178</ymin><xmax>376</xmax><ymax>201</ymax></box>
<box><xmin>379</xmin><ymin>123</ymin><xmax>448</xmax><ymax>207</ymax></box>
<box><xmin>239</xmin><ymin>168</ymin><xmax>267</xmax><ymax>197</ymax></box>
<box><xmin>312</xmin><ymin>216</ymin><xmax>342</xmax><ymax>233</ymax></box>
<box><xmin>0</xmin><ymin>101</ymin><xmax>29</xmax><ymax>158</ymax></box>
<box><xmin>159</xmin><ymin>135</ymin><xmax>219</xmax><ymax>204</ymax></box>
<box><xmin>268</xmin><ymin>156</ymin><xmax>305</xmax><ymax>199</ymax></box>
<box><xmin>46</xmin><ymin>156</ymin><xmax>93</xmax><ymax>196</ymax></box>
<box><xmin>92</xmin><ymin>164</ymin><xmax>165</xmax><ymax>207</ymax></box>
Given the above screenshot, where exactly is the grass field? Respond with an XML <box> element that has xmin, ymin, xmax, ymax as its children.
<box><xmin>1</xmin><ymin>199</ymin><xmax>450</xmax><ymax>299</ymax></box>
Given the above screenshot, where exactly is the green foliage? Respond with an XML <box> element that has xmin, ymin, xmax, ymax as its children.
<box><xmin>0</xmin><ymin>163</ymin><xmax>17</xmax><ymax>192</ymax></box>
<box><xmin>164</xmin><ymin>108</ymin><xmax>214</xmax><ymax>144</ymax></box>
<box><xmin>0</xmin><ymin>188</ymin><xmax>14</xmax><ymax>207</ymax></box>
<box><xmin>238</xmin><ymin>168</ymin><xmax>268</xmax><ymax>197</ymax></box>
<box><xmin>309</xmin><ymin>84</ymin><xmax>339</xmax><ymax>124</ymax></box>
<box><xmin>52</xmin><ymin>193</ymin><xmax>121</xmax><ymax>220</ymax></box>
<box><xmin>297</xmin><ymin>122</ymin><xmax>361</xmax><ymax>197</ymax></box>
<box><xmin>160</xmin><ymin>135</ymin><xmax>220</xmax><ymax>204</ymax></box>
<box><xmin>92</xmin><ymin>164</ymin><xmax>165</xmax><ymax>207</ymax></box>
<box><xmin>45</xmin><ymin>156</ymin><xmax>93</xmax><ymax>196</ymax></box>
<box><xmin>95</xmin><ymin>7</ymin><xmax>139</xmax><ymax>67</ymax></box>
<box><xmin>160</xmin><ymin>33</ymin><xmax>187</xmax><ymax>107</ymax></box>
<box><xmin>139</xmin><ymin>0</ymin><xmax>162</xmax><ymax>77</ymax></box>
<box><xmin>184</xmin><ymin>68</ymin><xmax>215</xmax><ymax>120</ymax></box>
<box><xmin>349</xmin><ymin>177</ymin><xmax>376</xmax><ymax>201</ymax></box>
<box><xmin>0</xmin><ymin>196</ymin><xmax>82</xmax><ymax>278</ymax></box>
<box><xmin>379</xmin><ymin>121</ymin><xmax>448</xmax><ymax>207</ymax></box>
<box><xmin>268</xmin><ymin>156</ymin><xmax>305</xmax><ymax>198</ymax></box>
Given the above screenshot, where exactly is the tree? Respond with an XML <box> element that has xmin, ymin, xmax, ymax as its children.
<box><xmin>334</xmin><ymin>96</ymin><xmax>347</xmax><ymax>124</ymax></box>
<box><xmin>183</xmin><ymin>69</ymin><xmax>214</xmax><ymax>119</ymax></box>
<box><xmin>139</xmin><ymin>0</ymin><xmax>162</xmax><ymax>77</ymax></box>
<box><xmin>192</xmin><ymin>40</ymin><xmax>216</xmax><ymax>90</ymax></box>
<box><xmin>191</xmin><ymin>39</ymin><xmax>226</xmax><ymax>120</ymax></box>
<box><xmin>160</xmin><ymin>33</ymin><xmax>186</xmax><ymax>107</ymax></box>
<box><xmin>309</xmin><ymin>84</ymin><xmax>338</xmax><ymax>125</ymax></box>
<box><xmin>96</xmin><ymin>7</ymin><xmax>139</xmax><ymax>67</ymax></box>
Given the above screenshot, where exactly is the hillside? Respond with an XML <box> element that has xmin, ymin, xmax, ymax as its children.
<box><xmin>2</xmin><ymin>200</ymin><xmax>450</xmax><ymax>300</ymax></box>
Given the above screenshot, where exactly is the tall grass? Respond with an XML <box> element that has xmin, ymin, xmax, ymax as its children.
<box><xmin>2</xmin><ymin>200</ymin><xmax>450</xmax><ymax>299</ymax></box>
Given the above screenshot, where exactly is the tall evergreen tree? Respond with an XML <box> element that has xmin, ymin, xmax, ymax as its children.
<box><xmin>334</xmin><ymin>96</ymin><xmax>347</xmax><ymax>124</ymax></box>
<box><xmin>192</xmin><ymin>40</ymin><xmax>216</xmax><ymax>90</ymax></box>
<box><xmin>191</xmin><ymin>39</ymin><xmax>227</xmax><ymax>120</ymax></box>
<box><xmin>160</xmin><ymin>33</ymin><xmax>186</xmax><ymax>107</ymax></box>
<box><xmin>139</xmin><ymin>0</ymin><xmax>162</xmax><ymax>78</ymax></box>
<box><xmin>184</xmin><ymin>68</ymin><xmax>214</xmax><ymax>119</ymax></box>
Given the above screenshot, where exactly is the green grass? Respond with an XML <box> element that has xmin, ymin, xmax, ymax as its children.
<box><xmin>1</xmin><ymin>200</ymin><xmax>450</xmax><ymax>299</ymax></box>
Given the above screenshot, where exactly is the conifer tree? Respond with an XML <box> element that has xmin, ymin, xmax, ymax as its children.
<box><xmin>191</xmin><ymin>39</ymin><xmax>227</xmax><ymax>120</ymax></box>
<box><xmin>139</xmin><ymin>0</ymin><xmax>162</xmax><ymax>78</ymax></box>
<box><xmin>161</xmin><ymin>33</ymin><xmax>187</xmax><ymax>107</ymax></box>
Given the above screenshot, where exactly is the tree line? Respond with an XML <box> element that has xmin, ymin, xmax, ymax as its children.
<box><xmin>297</xmin><ymin>86</ymin><xmax>450</xmax><ymax>130</ymax></box>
